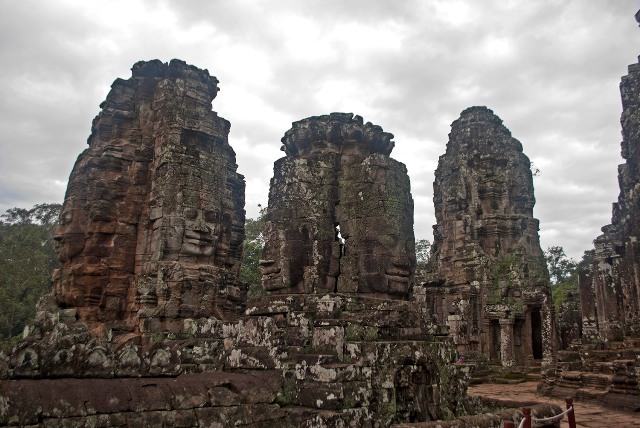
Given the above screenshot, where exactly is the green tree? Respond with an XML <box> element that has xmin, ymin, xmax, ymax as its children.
<box><xmin>240</xmin><ymin>206</ymin><xmax>266</xmax><ymax>297</ymax></box>
<box><xmin>547</xmin><ymin>248</ymin><xmax>593</xmax><ymax>312</ymax></box>
<box><xmin>544</xmin><ymin>246</ymin><xmax>576</xmax><ymax>285</ymax></box>
<box><xmin>0</xmin><ymin>203</ymin><xmax>61</xmax><ymax>346</ymax></box>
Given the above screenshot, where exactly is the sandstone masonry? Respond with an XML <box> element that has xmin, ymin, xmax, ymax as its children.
<box><xmin>422</xmin><ymin>107</ymin><xmax>556</xmax><ymax>368</ymax></box>
<box><xmin>52</xmin><ymin>59</ymin><xmax>246</xmax><ymax>339</ymax></box>
<box><xmin>0</xmin><ymin>66</ymin><xmax>471</xmax><ymax>427</ymax></box>
<box><xmin>540</xmin><ymin>52</ymin><xmax>640</xmax><ymax>413</ymax></box>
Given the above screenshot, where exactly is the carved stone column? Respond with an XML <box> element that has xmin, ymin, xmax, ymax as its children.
<box><xmin>499</xmin><ymin>318</ymin><xmax>515</xmax><ymax>367</ymax></box>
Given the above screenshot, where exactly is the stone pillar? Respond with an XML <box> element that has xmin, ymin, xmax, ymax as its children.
<box><xmin>522</xmin><ymin>309</ymin><xmax>533</xmax><ymax>361</ymax></box>
<box><xmin>540</xmin><ymin>295</ymin><xmax>556</xmax><ymax>367</ymax></box>
<box><xmin>579</xmin><ymin>269</ymin><xmax>599</xmax><ymax>342</ymax></box>
<box><xmin>499</xmin><ymin>318</ymin><xmax>515</xmax><ymax>367</ymax></box>
<box><xmin>447</xmin><ymin>314</ymin><xmax>467</xmax><ymax>355</ymax></box>
<box><xmin>482</xmin><ymin>319</ymin><xmax>492</xmax><ymax>360</ymax></box>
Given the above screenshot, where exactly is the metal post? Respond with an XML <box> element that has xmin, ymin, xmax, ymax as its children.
<box><xmin>566</xmin><ymin>397</ymin><xmax>576</xmax><ymax>428</ymax></box>
<box><xmin>522</xmin><ymin>407</ymin><xmax>532</xmax><ymax>428</ymax></box>
<box><xmin>503</xmin><ymin>421</ymin><xmax>515</xmax><ymax>428</ymax></box>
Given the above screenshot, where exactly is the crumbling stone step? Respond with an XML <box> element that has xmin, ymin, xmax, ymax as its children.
<box><xmin>582</xmin><ymin>373</ymin><xmax>612</xmax><ymax>389</ymax></box>
<box><xmin>287</xmin><ymin>352</ymin><xmax>340</xmax><ymax>365</ymax></box>
<box><xmin>291</xmin><ymin>380</ymin><xmax>369</xmax><ymax>410</ymax></box>
<box><xmin>293</xmin><ymin>361</ymin><xmax>365</xmax><ymax>383</ymax></box>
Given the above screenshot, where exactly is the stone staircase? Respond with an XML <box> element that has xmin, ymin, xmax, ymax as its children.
<box><xmin>239</xmin><ymin>293</ymin><xmax>472</xmax><ymax>425</ymax></box>
<box><xmin>467</xmin><ymin>357</ymin><xmax>543</xmax><ymax>385</ymax></box>
<box><xmin>539</xmin><ymin>339</ymin><xmax>640</xmax><ymax>412</ymax></box>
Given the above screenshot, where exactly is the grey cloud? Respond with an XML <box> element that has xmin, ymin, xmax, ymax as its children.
<box><xmin>0</xmin><ymin>1</ymin><xmax>638</xmax><ymax>263</ymax></box>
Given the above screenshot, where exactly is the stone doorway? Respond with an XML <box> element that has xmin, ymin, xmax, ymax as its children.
<box><xmin>490</xmin><ymin>319</ymin><xmax>500</xmax><ymax>361</ymax></box>
<box><xmin>531</xmin><ymin>309</ymin><xmax>543</xmax><ymax>359</ymax></box>
<box><xmin>514</xmin><ymin>318</ymin><xmax>524</xmax><ymax>364</ymax></box>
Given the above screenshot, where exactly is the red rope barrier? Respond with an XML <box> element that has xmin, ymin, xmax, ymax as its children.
<box><xmin>522</xmin><ymin>407</ymin><xmax>532</xmax><ymax>428</ymax></box>
<box><xmin>566</xmin><ymin>397</ymin><xmax>576</xmax><ymax>428</ymax></box>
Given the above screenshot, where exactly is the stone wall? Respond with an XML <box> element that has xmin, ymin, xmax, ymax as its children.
<box><xmin>424</xmin><ymin>106</ymin><xmax>556</xmax><ymax>367</ymax></box>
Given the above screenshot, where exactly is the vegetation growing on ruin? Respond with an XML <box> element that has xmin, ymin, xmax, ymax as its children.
<box><xmin>546</xmin><ymin>247</ymin><xmax>594</xmax><ymax>311</ymax></box>
<box><xmin>489</xmin><ymin>252</ymin><xmax>519</xmax><ymax>304</ymax></box>
<box><xmin>240</xmin><ymin>206</ymin><xmax>266</xmax><ymax>298</ymax></box>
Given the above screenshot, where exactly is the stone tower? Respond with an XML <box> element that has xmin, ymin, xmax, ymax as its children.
<box><xmin>2</xmin><ymin>70</ymin><xmax>470</xmax><ymax>428</ymax></box>
<box><xmin>52</xmin><ymin>59</ymin><xmax>246</xmax><ymax>337</ymax></box>
<box><xmin>261</xmin><ymin>112</ymin><xmax>416</xmax><ymax>298</ymax></box>
<box><xmin>427</xmin><ymin>106</ymin><xmax>555</xmax><ymax>366</ymax></box>
<box><xmin>541</xmin><ymin>30</ymin><xmax>640</xmax><ymax>408</ymax></box>
<box><xmin>581</xmin><ymin>55</ymin><xmax>640</xmax><ymax>342</ymax></box>
<box><xmin>246</xmin><ymin>113</ymin><xmax>468</xmax><ymax>424</ymax></box>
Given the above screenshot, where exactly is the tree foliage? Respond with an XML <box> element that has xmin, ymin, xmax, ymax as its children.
<box><xmin>546</xmin><ymin>247</ymin><xmax>594</xmax><ymax>312</ymax></box>
<box><xmin>544</xmin><ymin>245</ymin><xmax>577</xmax><ymax>285</ymax></box>
<box><xmin>0</xmin><ymin>203</ymin><xmax>61</xmax><ymax>346</ymax></box>
<box><xmin>240</xmin><ymin>206</ymin><xmax>266</xmax><ymax>297</ymax></box>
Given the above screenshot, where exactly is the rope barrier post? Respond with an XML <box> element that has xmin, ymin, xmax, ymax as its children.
<box><xmin>503</xmin><ymin>421</ymin><xmax>515</xmax><ymax>428</ymax></box>
<box><xmin>522</xmin><ymin>407</ymin><xmax>532</xmax><ymax>428</ymax></box>
<box><xmin>566</xmin><ymin>397</ymin><xmax>576</xmax><ymax>428</ymax></box>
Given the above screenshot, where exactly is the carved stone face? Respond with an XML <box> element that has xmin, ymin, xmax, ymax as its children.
<box><xmin>53</xmin><ymin>207</ymin><xmax>86</xmax><ymax>263</ymax></box>
<box><xmin>180</xmin><ymin>208</ymin><xmax>220</xmax><ymax>257</ymax></box>
<box><xmin>260</xmin><ymin>223</ymin><xmax>284</xmax><ymax>290</ymax></box>
<box><xmin>262</xmin><ymin>115</ymin><xmax>416</xmax><ymax>297</ymax></box>
<box><xmin>355</xmin><ymin>215</ymin><xmax>416</xmax><ymax>296</ymax></box>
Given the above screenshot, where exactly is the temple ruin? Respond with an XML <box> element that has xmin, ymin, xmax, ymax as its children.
<box><xmin>3</xmin><ymin>14</ymin><xmax>640</xmax><ymax>420</ymax></box>
<box><xmin>245</xmin><ymin>113</ymin><xmax>468</xmax><ymax>424</ymax></box>
<box><xmin>0</xmin><ymin>63</ymin><xmax>471</xmax><ymax>426</ymax></box>
<box><xmin>421</xmin><ymin>106</ymin><xmax>556</xmax><ymax>368</ymax></box>
<box><xmin>580</xmin><ymin>55</ymin><xmax>640</xmax><ymax>343</ymax></box>
<box><xmin>52</xmin><ymin>59</ymin><xmax>247</xmax><ymax>338</ymax></box>
<box><xmin>540</xmin><ymin>53</ymin><xmax>640</xmax><ymax>412</ymax></box>
<box><xmin>261</xmin><ymin>113</ymin><xmax>415</xmax><ymax>297</ymax></box>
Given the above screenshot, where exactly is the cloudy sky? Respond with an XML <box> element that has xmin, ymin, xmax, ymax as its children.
<box><xmin>0</xmin><ymin>0</ymin><xmax>638</xmax><ymax>260</ymax></box>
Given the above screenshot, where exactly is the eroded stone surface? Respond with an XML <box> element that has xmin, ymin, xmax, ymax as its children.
<box><xmin>248</xmin><ymin>113</ymin><xmax>470</xmax><ymax>425</ymax></box>
<box><xmin>581</xmin><ymin>56</ymin><xmax>640</xmax><ymax>342</ymax></box>
<box><xmin>51</xmin><ymin>59</ymin><xmax>246</xmax><ymax>336</ymax></box>
<box><xmin>261</xmin><ymin>113</ymin><xmax>416</xmax><ymax>298</ymax></box>
<box><xmin>423</xmin><ymin>106</ymin><xmax>555</xmax><ymax>367</ymax></box>
<box><xmin>3</xmin><ymin>73</ymin><xmax>472</xmax><ymax>426</ymax></box>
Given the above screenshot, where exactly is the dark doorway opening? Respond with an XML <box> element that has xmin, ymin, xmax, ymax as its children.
<box><xmin>490</xmin><ymin>319</ymin><xmax>500</xmax><ymax>361</ymax></box>
<box><xmin>531</xmin><ymin>309</ymin><xmax>543</xmax><ymax>359</ymax></box>
<box><xmin>514</xmin><ymin>319</ymin><xmax>524</xmax><ymax>364</ymax></box>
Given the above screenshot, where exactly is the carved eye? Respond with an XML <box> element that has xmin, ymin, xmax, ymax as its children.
<box><xmin>183</xmin><ymin>208</ymin><xmax>197</xmax><ymax>220</ymax></box>
<box><xmin>379</xmin><ymin>234</ymin><xmax>398</xmax><ymax>248</ymax></box>
<box><xmin>204</xmin><ymin>210</ymin><xmax>219</xmax><ymax>223</ymax></box>
<box><xmin>61</xmin><ymin>211</ymin><xmax>73</xmax><ymax>225</ymax></box>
